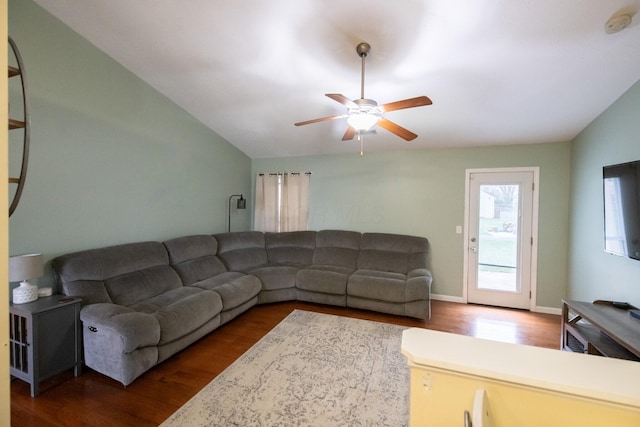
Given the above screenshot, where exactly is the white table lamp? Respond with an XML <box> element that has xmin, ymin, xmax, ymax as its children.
<box><xmin>9</xmin><ymin>253</ymin><xmax>43</xmax><ymax>304</ymax></box>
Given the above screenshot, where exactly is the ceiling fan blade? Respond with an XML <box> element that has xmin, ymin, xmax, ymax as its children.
<box><xmin>377</xmin><ymin>118</ymin><xmax>418</xmax><ymax>141</ymax></box>
<box><xmin>342</xmin><ymin>126</ymin><xmax>356</xmax><ymax>141</ymax></box>
<box><xmin>326</xmin><ymin>93</ymin><xmax>358</xmax><ymax>108</ymax></box>
<box><xmin>381</xmin><ymin>96</ymin><xmax>432</xmax><ymax>113</ymax></box>
<box><xmin>294</xmin><ymin>114</ymin><xmax>346</xmax><ymax>126</ymax></box>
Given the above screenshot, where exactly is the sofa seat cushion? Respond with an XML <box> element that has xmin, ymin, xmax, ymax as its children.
<box><xmin>248</xmin><ymin>265</ymin><xmax>300</xmax><ymax>291</ymax></box>
<box><xmin>190</xmin><ymin>273</ymin><xmax>262</xmax><ymax>311</ymax></box>
<box><xmin>191</xmin><ymin>271</ymin><xmax>245</xmax><ymax>287</ymax></box>
<box><xmin>348</xmin><ymin>269</ymin><xmax>409</xmax><ymax>303</ymax></box>
<box><xmin>297</xmin><ymin>265</ymin><xmax>353</xmax><ymax>294</ymax></box>
<box><xmin>129</xmin><ymin>287</ymin><xmax>222</xmax><ymax>345</ymax></box>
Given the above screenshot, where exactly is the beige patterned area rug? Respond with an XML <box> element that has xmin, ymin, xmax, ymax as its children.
<box><xmin>161</xmin><ymin>310</ymin><xmax>409</xmax><ymax>426</ymax></box>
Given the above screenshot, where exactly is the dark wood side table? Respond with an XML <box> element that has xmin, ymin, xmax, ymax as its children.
<box><xmin>9</xmin><ymin>295</ymin><xmax>82</xmax><ymax>397</ymax></box>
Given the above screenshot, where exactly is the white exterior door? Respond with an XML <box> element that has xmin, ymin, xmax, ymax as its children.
<box><xmin>465</xmin><ymin>168</ymin><xmax>538</xmax><ymax>310</ymax></box>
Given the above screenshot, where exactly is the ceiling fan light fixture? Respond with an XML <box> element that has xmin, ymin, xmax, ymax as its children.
<box><xmin>347</xmin><ymin>113</ymin><xmax>379</xmax><ymax>131</ymax></box>
<box><xmin>294</xmin><ymin>41</ymin><xmax>432</xmax><ymax>146</ymax></box>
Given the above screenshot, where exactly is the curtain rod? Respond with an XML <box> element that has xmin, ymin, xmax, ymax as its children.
<box><xmin>258</xmin><ymin>172</ymin><xmax>312</xmax><ymax>176</ymax></box>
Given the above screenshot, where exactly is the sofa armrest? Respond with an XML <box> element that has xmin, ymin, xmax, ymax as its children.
<box><xmin>81</xmin><ymin>303</ymin><xmax>161</xmax><ymax>353</ymax></box>
<box><xmin>406</xmin><ymin>269</ymin><xmax>432</xmax><ymax>302</ymax></box>
<box><xmin>408</xmin><ymin>268</ymin><xmax>432</xmax><ymax>281</ymax></box>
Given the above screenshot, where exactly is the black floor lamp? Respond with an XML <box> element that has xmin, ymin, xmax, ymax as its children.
<box><xmin>228</xmin><ymin>194</ymin><xmax>246</xmax><ymax>232</ymax></box>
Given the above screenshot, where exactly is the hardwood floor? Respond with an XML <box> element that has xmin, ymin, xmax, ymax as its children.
<box><xmin>10</xmin><ymin>300</ymin><xmax>560</xmax><ymax>426</ymax></box>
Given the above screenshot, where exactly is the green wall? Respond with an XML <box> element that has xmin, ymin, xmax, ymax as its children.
<box><xmin>8</xmin><ymin>0</ymin><xmax>251</xmax><ymax>288</ymax></box>
<box><xmin>253</xmin><ymin>142</ymin><xmax>571</xmax><ymax>309</ymax></box>
<box><xmin>568</xmin><ymin>79</ymin><xmax>640</xmax><ymax>306</ymax></box>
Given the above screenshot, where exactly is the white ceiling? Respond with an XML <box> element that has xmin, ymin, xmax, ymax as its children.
<box><xmin>34</xmin><ymin>0</ymin><xmax>640</xmax><ymax>159</ymax></box>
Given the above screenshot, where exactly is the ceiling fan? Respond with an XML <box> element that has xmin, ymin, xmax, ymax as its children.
<box><xmin>294</xmin><ymin>42</ymin><xmax>432</xmax><ymax>146</ymax></box>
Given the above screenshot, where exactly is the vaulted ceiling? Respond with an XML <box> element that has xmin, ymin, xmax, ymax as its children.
<box><xmin>35</xmin><ymin>0</ymin><xmax>640</xmax><ymax>158</ymax></box>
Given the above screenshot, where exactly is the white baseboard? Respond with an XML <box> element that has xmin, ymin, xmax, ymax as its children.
<box><xmin>431</xmin><ymin>294</ymin><xmax>465</xmax><ymax>303</ymax></box>
<box><xmin>532</xmin><ymin>306</ymin><xmax>562</xmax><ymax>315</ymax></box>
<box><xmin>431</xmin><ymin>294</ymin><xmax>562</xmax><ymax>315</ymax></box>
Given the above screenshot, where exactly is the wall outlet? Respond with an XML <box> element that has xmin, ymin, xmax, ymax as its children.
<box><xmin>456</xmin><ymin>225</ymin><xmax>462</xmax><ymax>234</ymax></box>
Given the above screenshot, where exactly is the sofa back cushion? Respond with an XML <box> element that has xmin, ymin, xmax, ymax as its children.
<box><xmin>51</xmin><ymin>241</ymin><xmax>181</xmax><ymax>306</ymax></box>
<box><xmin>313</xmin><ymin>230</ymin><xmax>361</xmax><ymax>269</ymax></box>
<box><xmin>163</xmin><ymin>235</ymin><xmax>228</xmax><ymax>285</ymax></box>
<box><xmin>265</xmin><ymin>231</ymin><xmax>316</xmax><ymax>266</ymax></box>
<box><xmin>215</xmin><ymin>231</ymin><xmax>268</xmax><ymax>272</ymax></box>
<box><xmin>357</xmin><ymin>233</ymin><xmax>429</xmax><ymax>274</ymax></box>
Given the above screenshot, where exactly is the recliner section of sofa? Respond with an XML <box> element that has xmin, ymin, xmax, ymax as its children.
<box><xmin>51</xmin><ymin>241</ymin><xmax>224</xmax><ymax>386</ymax></box>
<box><xmin>347</xmin><ymin>232</ymin><xmax>432</xmax><ymax>319</ymax></box>
<box><xmin>254</xmin><ymin>231</ymin><xmax>316</xmax><ymax>303</ymax></box>
<box><xmin>162</xmin><ymin>234</ymin><xmax>261</xmax><ymax>325</ymax></box>
<box><xmin>296</xmin><ymin>230</ymin><xmax>362</xmax><ymax>307</ymax></box>
<box><xmin>51</xmin><ymin>230</ymin><xmax>432</xmax><ymax>386</ymax></box>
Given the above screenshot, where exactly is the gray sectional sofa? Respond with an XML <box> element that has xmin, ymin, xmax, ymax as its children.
<box><xmin>51</xmin><ymin>230</ymin><xmax>432</xmax><ymax>386</ymax></box>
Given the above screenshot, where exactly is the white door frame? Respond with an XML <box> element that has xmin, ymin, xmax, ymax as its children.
<box><xmin>462</xmin><ymin>167</ymin><xmax>540</xmax><ymax>310</ymax></box>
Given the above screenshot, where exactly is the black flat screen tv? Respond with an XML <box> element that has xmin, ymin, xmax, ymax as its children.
<box><xmin>603</xmin><ymin>160</ymin><xmax>640</xmax><ymax>260</ymax></box>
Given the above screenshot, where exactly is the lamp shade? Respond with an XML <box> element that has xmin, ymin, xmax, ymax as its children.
<box><xmin>9</xmin><ymin>253</ymin><xmax>43</xmax><ymax>304</ymax></box>
<box><xmin>228</xmin><ymin>194</ymin><xmax>246</xmax><ymax>232</ymax></box>
<box><xmin>237</xmin><ymin>195</ymin><xmax>246</xmax><ymax>209</ymax></box>
<box><xmin>9</xmin><ymin>253</ymin><xmax>43</xmax><ymax>282</ymax></box>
